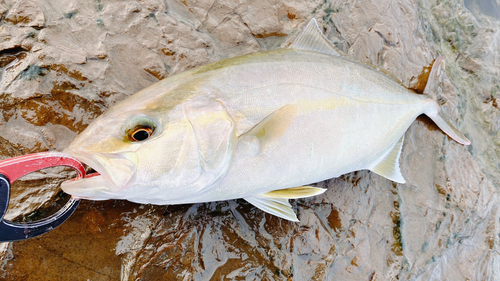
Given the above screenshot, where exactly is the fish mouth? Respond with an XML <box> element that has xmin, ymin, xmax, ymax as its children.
<box><xmin>61</xmin><ymin>148</ymin><xmax>137</xmax><ymax>200</ymax></box>
<box><xmin>61</xmin><ymin>174</ymin><xmax>119</xmax><ymax>201</ymax></box>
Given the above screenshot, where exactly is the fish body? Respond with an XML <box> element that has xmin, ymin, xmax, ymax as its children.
<box><xmin>61</xmin><ymin>19</ymin><xmax>469</xmax><ymax>221</ymax></box>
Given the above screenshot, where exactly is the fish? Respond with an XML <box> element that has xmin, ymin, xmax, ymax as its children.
<box><xmin>61</xmin><ymin>19</ymin><xmax>470</xmax><ymax>221</ymax></box>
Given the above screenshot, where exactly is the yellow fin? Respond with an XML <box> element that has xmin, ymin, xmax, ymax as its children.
<box><xmin>370</xmin><ymin>135</ymin><xmax>405</xmax><ymax>183</ymax></box>
<box><xmin>244</xmin><ymin>186</ymin><xmax>326</xmax><ymax>222</ymax></box>
<box><xmin>261</xmin><ymin>186</ymin><xmax>327</xmax><ymax>199</ymax></box>
<box><xmin>242</xmin><ymin>104</ymin><xmax>297</xmax><ymax>153</ymax></box>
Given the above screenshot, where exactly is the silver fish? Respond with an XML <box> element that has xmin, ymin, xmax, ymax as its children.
<box><xmin>61</xmin><ymin>19</ymin><xmax>469</xmax><ymax>221</ymax></box>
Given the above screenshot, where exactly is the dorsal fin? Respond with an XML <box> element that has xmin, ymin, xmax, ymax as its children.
<box><xmin>289</xmin><ymin>18</ymin><xmax>340</xmax><ymax>56</ymax></box>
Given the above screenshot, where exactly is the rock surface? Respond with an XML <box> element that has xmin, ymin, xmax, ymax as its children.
<box><xmin>0</xmin><ymin>0</ymin><xmax>499</xmax><ymax>280</ymax></box>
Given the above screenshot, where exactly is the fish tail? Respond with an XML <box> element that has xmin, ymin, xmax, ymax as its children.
<box><xmin>425</xmin><ymin>105</ymin><xmax>470</xmax><ymax>145</ymax></box>
<box><xmin>422</xmin><ymin>56</ymin><xmax>470</xmax><ymax>145</ymax></box>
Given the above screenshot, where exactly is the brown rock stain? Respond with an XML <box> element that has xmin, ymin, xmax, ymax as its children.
<box><xmin>5</xmin><ymin>55</ymin><xmax>29</xmax><ymax>74</ymax></box>
<box><xmin>487</xmin><ymin>233</ymin><xmax>495</xmax><ymax>250</ymax></box>
<box><xmin>4</xmin><ymin>15</ymin><xmax>34</xmax><ymax>25</ymax></box>
<box><xmin>390</xmin><ymin>207</ymin><xmax>403</xmax><ymax>256</ymax></box>
<box><xmin>312</xmin><ymin>263</ymin><xmax>328</xmax><ymax>280</ymax></box>
<box><xmin>411</xmin><ymin>60</ymin><xmax>434</xmax><ymax>94</ymax></box>
<box><xmin>253</xmin><ymin>31</ymin><xmax>287</xmax><ymax>39</ymax></box>
<box><xmin>0</xmin><ymin>82</ymin><xmax>104</xmax><ymax>133</ymax></box>
<box><xmin>47</xmin><ymin>64</ymin><xmax>88</xmax><ymax>81</ymax></box>
<box><xmin>436</xmin><ymin>184</ymin><xmax>447</xmax><ymax>196</ymax></box>
<box><xmin>144</xmin><ymin>68</ymin><xmax>166</xmax><ymax>80</ymax></box>
<box><xmin>161</xmin><ymin>48</ymin><xmax>176</xmax><ymax>56</ymax></box>
<box><xmin>327</xmin><ymin>208</ymin><xmax>342</xmax><ymax>232</ymax></box>
<box><xmin>0</xmin><ymin>135</ymin><xmax>24</xmax><ymax>158</ymax></box>
<box><xmin>490</xmin><ymin>98</ymin><xmax>499</xmax><ymax>109</ymax></box>
<box><xmin>0</xmin><ymin>51</ymin><xmax>27</xmax><ymax>68</ymax></box>
<box><xmin>83</xmin><ymin>208</ymin><xmax>107</xmax><ymax>234</ymax></box>
<box><xmin>351</xmin><ymin>255</ymin><xmax>358</xmax><ymax>266</ymax></box>
<box><xmin>386</xmin><ymin>255</ymin><xmax>393</xmax><ymax>267</ymax></box>
<box><xmin>180</xmin><ymin>250</ymin><xmax>195</xmax><ymax>266</ymax></box>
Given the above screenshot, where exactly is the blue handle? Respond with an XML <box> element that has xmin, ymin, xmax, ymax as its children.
<box><xmin>0</xmin><ymin>174</ymin><xmax>80</xmax><ymax>242</ymax></box>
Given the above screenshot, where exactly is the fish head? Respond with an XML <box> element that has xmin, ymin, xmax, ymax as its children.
<box><xmin>61</xmin><ymin>94</ymin><xmax>236</xmax><ymax>203</ymax></box>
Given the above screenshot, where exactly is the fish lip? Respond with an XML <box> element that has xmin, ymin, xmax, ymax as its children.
<box><xmin>63</xmin><ymin>148</ymin><xmax>137</xmax><ymax>192</ymax></box>
<box><xmin>61</xmin><ymin>173</ymin><xmax>121</xmax><ymax>200</ymax></box>
<box><xmin>63</xmin><ymin>148</ymin><xmax>116</xmax><ymax>190</ymax></box>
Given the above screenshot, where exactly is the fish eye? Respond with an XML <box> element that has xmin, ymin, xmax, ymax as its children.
<box><xmin>124</xmin><ymin>115</ymin><xmax>157</xmax><ymax>142</ymax></box>
<box><xmin>128</xmin><ymin>125</ymin><xmax>154</xmax><ymax>142</ymax></box>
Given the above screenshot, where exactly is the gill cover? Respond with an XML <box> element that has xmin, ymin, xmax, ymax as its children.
<box><xmin>174</xmin><ymin>96</ymin><xmax>236</xmax><ymax>198</ymax></box>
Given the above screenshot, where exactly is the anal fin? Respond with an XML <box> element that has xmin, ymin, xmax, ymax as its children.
<box><xmin>244</xmin><ymin>186</ymin><xmax>326</xmax><ymax>222</ymax></box>
<box><xmin>370</xmin><ymin>136</ymin><xmax>406</xmax><ymax>183</ymax></box>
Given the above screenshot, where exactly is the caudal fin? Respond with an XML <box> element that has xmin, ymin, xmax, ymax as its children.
<box><xmin>423</xmin><ymin>56</ymin><xmax>470</xmax><ymax>145</ymax></box>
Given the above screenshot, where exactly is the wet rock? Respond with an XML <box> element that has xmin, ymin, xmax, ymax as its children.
<box><xmin>0</xmin><ymin>25</ymin><xmax>36</xmax><ymax>52</ymax></box>
<box><xmin>0</xmin><ymin>4</ymin><xmax>7</xmax><ymax>18</ymax></box>
<box><xmin>3</xmin><ymin>0</ymin><xmax>45</xmax><ymax>28</ymax></box>
<box><xmin>0</xmin><ymin>0</ymin><xmax>499</xmax><ymax>280</ymax></box>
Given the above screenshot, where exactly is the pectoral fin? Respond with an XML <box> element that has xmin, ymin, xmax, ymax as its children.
<box><xmin>244</xmin><ymin>186</ymin><xmax>326</xmax><ymax>222</ymax></box>
<box><xmin>370</xmin><ymin>136</ymin><xmax>405</xmax><ymax>183</ymax></box>
<box><xmin>241</xmin><ymin>104</ymin><xmax>297</xmax><ymax>153</ymax></box>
